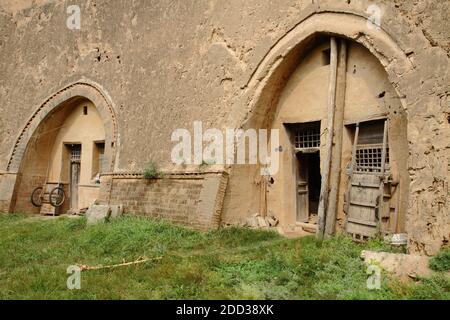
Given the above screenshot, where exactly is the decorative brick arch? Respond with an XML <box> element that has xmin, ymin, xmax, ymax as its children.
<box><xmin>6</xmin><ymin>80</ymin><xmax>118</xmax><ymax>173</ymax></box>
<box><xmin>239</xmin><ymin>10</ymin><xmax>413</xmax><ymax>129</ymax></box>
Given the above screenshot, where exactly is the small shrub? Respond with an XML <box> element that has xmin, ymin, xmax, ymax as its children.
<box><xmin>200</xmin><ymin>159</ymin><xmax>216</xmax><ymax>167</ymax></box>
<box><xmin>143</xmin><ymin>162</ymin><xmax>164</xmax><ymax>179</ymax></box>
<box><xmin>429</xmin><ymin>248</ymin><xmax>450</xmax><ymax>272</ymax></box>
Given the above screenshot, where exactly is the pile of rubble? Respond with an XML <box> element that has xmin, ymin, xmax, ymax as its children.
<box><xmin>243</xmin><ymin>213</ymin><xmax>279</xmax><ymax>229</ymax></box>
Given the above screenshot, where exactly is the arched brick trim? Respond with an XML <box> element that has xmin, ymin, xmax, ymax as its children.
<box><xmin>6</xmin><ymin>80</ymin><xmax>118</xmax><ymax>173</ymax></box>
<box><xmin>239</xmin><ymin>11</ymin><xmax>413</xmax><ymax>129</ymax></box>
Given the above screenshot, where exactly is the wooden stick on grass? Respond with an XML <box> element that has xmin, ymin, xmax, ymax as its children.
<box><xmin>78</xmin><ymin>256</ymin><xmax>162</xmax><ymax>271</ymax></box>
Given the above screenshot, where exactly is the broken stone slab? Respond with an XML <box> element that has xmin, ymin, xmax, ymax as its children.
<box><xmin>257</xmin><ymin>216</ymin><xmax>268</xmax><ymax>227</ymax></box>
<box><xmin>245</xmin><ymin>217</ymin><xmax>259</xmax><ymax>228</ymax></box>
<box><xmin>244</xmin><ymin>215</ymin><xmax>279</xmax><ymax>229</ymax></box>
<box><xmin>110</xmin><ymin>204</ymin><xmax>124</xmax><ymax>219</ymax></box>
<box><xmin>86</xmin><ymin>205</ymin><xmax>111</xmax><ymax>225</ymax></box>
<box><xmin>86</xmin><ymin>204</ymin><xmax>124</xmax><ymax>225</ymax></box>
<box><xmin>360</xmin><ymin>250</ymin><xmax>434</xmax><ymax>280</ymax></box>
<box><xmin>295</xmin><ymin>222</ymin><xmax>317</xmax><ymax>233</ymax></box>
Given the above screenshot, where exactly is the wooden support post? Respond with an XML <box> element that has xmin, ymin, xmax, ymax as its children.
<box><xmin>260</xmin><ymin>176</ymin><xmax>268</xmax><ymax>217</ymax></box>
<box><xmin>343</xmin><ymin>122</ymin><xmax>359</xmax><ymax>234</ymax></box>
<box><xmin>344</xmin><ymin>123</ymin><xmax>359</xmax><ymax>216</ymax></box>
<box><xmin>325</xmin><ymin>39</ymin><xmax>348</xmax><ymax>236</ymax></box>
<box><xmin>316</xmin><ymin>37</ymin><xmax>338</xmax><ymax>239</ymax></box>
<box><xmin>378</xmin><ymin>120</ymin><xmax>388</xmax><ymax>233</ymax></box>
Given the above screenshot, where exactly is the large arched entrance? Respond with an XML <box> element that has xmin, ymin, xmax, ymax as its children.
<box><xmin>6</xmin><ymin>81</ymin><xmax>118</xmax><ymax>214</ymax></box>
<box><xmin>267</xmin><ymin>36</ymin><xmax>409</xmax><ymax>239</ymax></box>
<box><xmin>221</xmin><ymin>11</ymin><xmax>412</xmax><ymax>240</ymax></box>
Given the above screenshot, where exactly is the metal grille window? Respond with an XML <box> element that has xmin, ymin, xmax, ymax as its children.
<box><xmin>294</xmin><ymin>123</ymin><xmax>321</xmax><ymax>149</ymax></box>
<box><xmin>355</xmin><ymin>144</ymin><xmax>389</xmax><ymax>173</ymax></box>
<box><xmin>70</xmin><ymin>145</ymin><xmax>81</xmax><ymax>162</ymax></box>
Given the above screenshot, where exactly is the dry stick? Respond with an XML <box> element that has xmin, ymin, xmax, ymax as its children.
<box><xmin>78</xmin><ymin>256</ymin><xmax>162</xmax><ymax>271</ymax></box>
<box><xmin>325</xmin><ymin>39</ymin><xmax>348</xmax><ymax>236</ymax></box>
<box><xmin>316</xmin><ymin>37</ymin><xmax>338</xmax><ymax>239</ymax></box>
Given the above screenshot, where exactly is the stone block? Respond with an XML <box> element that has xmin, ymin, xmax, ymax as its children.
<box><xmin>86</xmin><ymin>204</ymin><xmax>111</xmax><ymax>225</ymax></box>
<box><xmin>110</xmin><ymin>204</ymin><xmax>124</xmax><ymax>219</ymax></box>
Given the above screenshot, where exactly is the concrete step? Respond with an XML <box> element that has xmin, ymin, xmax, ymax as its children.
<box><xmin>296</xmin><ymin>222</ymin><xmax>317</xmax><ymax>234</ymax></box>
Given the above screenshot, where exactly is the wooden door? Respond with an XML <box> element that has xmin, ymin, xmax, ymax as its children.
<box><xmin>69</xmin><ymin>144</ymin><xmax>82</xmax><ymax>211</ymax></box>
<box><xmin>345</xmin><ymin>173</ymin><xmax>380</xmax><ymax>239</ymax></box>
<box><xmin>345</xmin><ymin>120</ymin><xmax>390</xmax><ymax>241</ymax></box>
<box><xmin>70</xmin><ymin>161</ymin><xmax>80</xmax><ymax>210</ymax></box>
<box><xmin>296</xmin><ymin>153</ymin><xmax>309</xmax><ymax>222</ymax></box>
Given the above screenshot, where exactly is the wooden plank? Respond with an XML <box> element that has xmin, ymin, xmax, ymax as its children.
<box><xmin>317</xmin><ymin>37</ymin><xmax>338</xmax><ymax>239</ymax></box>
<box><xmin>344</xmin><ymin>113</ymin><xmax>388</xmax><ymax>126</ymax></box>
<box><xmin>344</xmin><ymin>123</ymin><xmax>360</xmax><ymax>215</ymax></box>
<box><xmin>351</xmin><ymin>182</ymin><xmax>379</xmax><ymax>188</ymax></box>
<box><xmin>325</xmin><ymin>38</ymin><xmax>348</xmax><ymax>236</ymax></box>
<box><xmin>378</xmin><ymin>120</ymin><xmax>388</xmax><ymax>233</ymax></box>
<box><xmin>347</xmin><ymin>217</ymin><xmax>378</xmax><ymax>227</ymax></box>
<box><xmin>349</xmin><ymin>200</ymin><xmax>377</xmax><ymax>208</ymax></box>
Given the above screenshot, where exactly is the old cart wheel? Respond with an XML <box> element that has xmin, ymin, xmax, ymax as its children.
<box><xmin>49</xmin><ymin>187</ymin><xmax>65</xmax><ymax>207</ymax></box>
<box><xmin>31</xmin><ymin>187</ymin><xmax>44</xmax><ymax>207</ymax></box>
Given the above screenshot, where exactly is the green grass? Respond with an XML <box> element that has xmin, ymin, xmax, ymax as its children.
<box><xmin>430</xmin><ymin>249</ymin><xmax>450</xmax><ymax>272</ymax></box>
<box><xmin>0</xmin><ymin>213</ymin><xmax>448</xmax><ymax>300</ymax></box>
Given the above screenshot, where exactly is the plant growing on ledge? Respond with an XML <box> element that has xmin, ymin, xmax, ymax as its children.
<box><xmin>143</xmin><ymin>161</ymin><xmax>164</xmax><ymax>179</ymax></box>
<box><xmin>199</xmin><ymin>158</ymin><xmax>216</xmax><ymax>168</ymax></box>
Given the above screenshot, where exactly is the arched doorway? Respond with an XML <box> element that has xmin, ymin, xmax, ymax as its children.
<box><xmin>267</xmin><ymin>36</ymin><xmax>409</xmax><ymax>239</ymax></box>
<box><xmin>7</xmin><ymin>81</ymin><xmax>118</xmax><ymax>215</ymax></box>
<box><xmin>221</xmin><ymin>14</ymin><xmax>412</xmax><ymax>240</ymax></box>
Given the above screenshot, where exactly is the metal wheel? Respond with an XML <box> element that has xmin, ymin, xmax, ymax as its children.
<box><xmin>49</xmin><ymin>187</ymin><xmax>65</xmax><ymax>207</ymax></box>
<box><xmin>31</xmin><ymin>187</ymin><xmax>44</xmax><ymax>207</ymax></box>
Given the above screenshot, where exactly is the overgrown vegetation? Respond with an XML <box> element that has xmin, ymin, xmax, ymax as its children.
<box><xmin>430</xmin><ymin>248</ymin><xmax>450</xmax><ymax>272</ymax></box>
<box><xmin>143</xmin><ymin>161</ymin><xmax>164</xmax><ymax>179</ymax></box>
<box><xmin>0</xmin><ymin>214</ymin><xmax>448</xmax><ymax>300</ymax></box>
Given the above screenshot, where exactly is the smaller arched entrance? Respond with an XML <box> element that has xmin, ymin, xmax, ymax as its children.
<box><xmin>7</xmin><ymin>81</ymin><xmax>118</xmax><ymax>214</ymax></box>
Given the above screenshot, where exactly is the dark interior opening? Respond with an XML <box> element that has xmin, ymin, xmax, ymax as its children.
<box><xmin>322</xmin><ymin>48</ymin><xmax>331</xmax><ymax>66</ymax></box>
<box><xmin>296</xmin><ymin>152</ymin><xmax>322</xmax><ymax>216</ymax></box>
<box><xmin>306</xmin><ymin>152</ymin><xmax>321</xmax><ymax>214</ymax></box>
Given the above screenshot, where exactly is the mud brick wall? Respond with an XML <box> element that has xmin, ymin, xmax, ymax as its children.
<box><xmin>10</xmin><ymin>174</ymin><xmax>46</xmax><ymax>214</ymax></box>
<box><xmin>1</xmin><ymin>0</ymin><xmax>449</xmax><ymax>254</ymax></box>
<box><xmin>100</xmin><ymin>172</ymin><xmax>228</xmax><ymax>230</ymax></box>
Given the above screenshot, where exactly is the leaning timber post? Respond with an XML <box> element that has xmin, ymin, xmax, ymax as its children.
<box><xmin>316</xmin><ymin>37</ymin><xmax>338</xmax><ymax>239</ymax></box>
<box><xmin>260</xmin><ymin>175</ymin><xmax>268</xmax><ymax>217</ymax></box>
<box><xmin>325</xmin><ymin>39</ymin><xmax>348</xmax><ymax>236</ymax></box>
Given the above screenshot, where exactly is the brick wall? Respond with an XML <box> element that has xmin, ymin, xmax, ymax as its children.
<box><xmin>100</xmin><ymin>171</ymin><xmax>228</xmax><ymax>230</ymax></box>
<box><xmin>12</xmin><ymin>174</ymin><xmax>46</xmax><ymax>214</ymax></box>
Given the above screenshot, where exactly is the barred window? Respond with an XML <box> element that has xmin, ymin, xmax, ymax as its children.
<box><xmin>70</xmin><ymin>145</ymin><xmax>81</xmax><ymax>162</ymax></box>
<box><xmin>354</xmin><ymin>120</ymin><xmax>389</xmax><ymax>174</ymax></box>
<box><xmin>355</xmin><ymin>144</ymin><xmax>389</xmax><ymax>173</ymax></box>
<box><xmin>293</xmin><ymin>122</ymin><xmax>321</xmax><ymax>149</ymax></box>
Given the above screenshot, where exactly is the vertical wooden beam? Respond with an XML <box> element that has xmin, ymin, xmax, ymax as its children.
<box><xmin>378</xmin><ymin>119</ymin><xmax>388</xmax><ymax>233</ymax></box>
<box><xmin>325</xmin><ymin>39</ymin><xmax>348</xmax><ymax>236</ymax></box>
<box><xmin>316</xmin><ymin>37</ymin><xmax>338</xmax><ymax>239</ymax></box>
<box><xmin>260</xmin><ymin>176</ymin><xmax>268</xmax><ymax>217</ymax></box>
<box><xmin>344</xmin><ymin>123</ymin><xmax>359</xmax><ymax>217</ymax></box>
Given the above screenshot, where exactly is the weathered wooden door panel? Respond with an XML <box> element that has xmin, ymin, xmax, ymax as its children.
<box><xmin>345</xmin><ymin>120</ymin><xmax>391</xmax><ymax>240</ymax></box>
<box><xmin>297</xmin><ymin>181</ymin><xmax>309</xmax><ymax>222</ymax></box>
<box><xmin>70</xmin><ymin>162</ymin><xmax>80</xmax><ymax>210</ymax></box>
